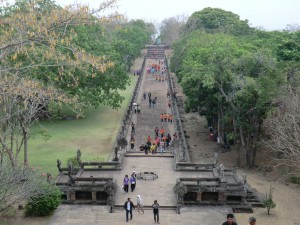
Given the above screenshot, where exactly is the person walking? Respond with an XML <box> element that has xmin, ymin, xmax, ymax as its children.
<box><xmin>130</xmin><ymin>138</ymin><xmax>135</xmax><ymax>150</ymax></box>
<box><xmin>152</xmin><ymin>200</ymin><xmax>160</xmax><ymax>224</ymax></box>
<box><xmin>123</xmin><ymin>197</ymin><xmax>135</xmax><ymax>222</ymax></box>
<box><xmin>136</xmin><ymin>195</ymin><xmax>144</xmax><ymax>214</ymax></box>
<box><xmin>222</xmin><ymin>213</ymin><xmax>237</xmax><ymax>225</ymax></box>
<box><xmin>123</xmin><ymin>175</ymin><xmax>129</xmax><ymax>193</ymax></box>
<box><xmin>131</xmin><ymin>122</ymin><xmax>135</xmax><ymax>134</ymax></box>
<box><xmin>130</xmin><ymin>174</ymin><xmax>136</xmax><ymax>192</ymax></box>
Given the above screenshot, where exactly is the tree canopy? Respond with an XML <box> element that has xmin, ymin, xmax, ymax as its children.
<box><xmin>170</xmin><ymin>7</ymin><xmax>297</xmax><ymax>168</ymax></box>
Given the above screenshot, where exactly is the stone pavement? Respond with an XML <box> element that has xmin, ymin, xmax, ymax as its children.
<box><xmin>48</xmin><ymin>57</ymin><xmax>233</xmax><ymax>225</ymax></box>
<box><xmin>49</xmin><ymin>205</ymin><xmax>232</xmax><ymax>225</ymax></box>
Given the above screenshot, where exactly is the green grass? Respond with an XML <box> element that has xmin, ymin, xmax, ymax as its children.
<box><xmin>27</xmin><ymin>75</ymin><xmax>137</xmax><ymax>176</ymax></box>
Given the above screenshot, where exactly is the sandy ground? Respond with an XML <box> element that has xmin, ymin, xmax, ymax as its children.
<box><xmin>174</xmin><ymin>71</ymin><xmax>300</xmax><ymax>225</ymax></box>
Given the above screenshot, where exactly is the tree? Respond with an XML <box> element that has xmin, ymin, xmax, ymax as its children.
<box><xmin>0</xmin><ymin>155</ymin><xmax>49</xmax><ymax>213</ymax></box>
<box><xmin>183</xmin><ymin>7</ymin><xmax>253</xmax><ymax>36</ymax></box>
<box><xmin>0</xmin><ymin>0</ymin><xmax>128</xmax><ymax>109</ymax></box>
<box><xmin>171</xmin><ymin>31</ymin><xmax>280</xmax><ymax>168</ymax></box>
<box><xmin>0</xmin><ymin>76</ymin><xmax>75</xmax><ymax>166</ymax></box>
<box><xmin>159</xmin><ymin>15</ymin><xmax>187</xmax><ymax>46</ymax></box>
<box><xmin>261</xmin><ymin>86</ymin><xmax>300</xmax><ymax>169</ymax></box>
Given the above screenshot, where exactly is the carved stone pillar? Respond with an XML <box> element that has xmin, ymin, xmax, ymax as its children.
<box><xmin>70</xmin><ymin>192</ymin><xmax>76</xmax><ymax>201</ymax></box>
<box><xmin>92</xmin><ymin>192</ymin><xmax>97</xmax><ymax>201</ymax></box>
<box><xmin>218</xmin><ymin>192</ymin><xmax>226</xmax><ymax>203</ymax></box>
<box><xmin>196</xmin><ymin>192</ymin><xmax>202</xmax><ymax>202</ymax></box>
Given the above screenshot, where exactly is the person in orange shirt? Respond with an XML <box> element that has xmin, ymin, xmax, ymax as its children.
<box><xmin>160</xmin><ymin>127</ymin><xmax>164</xmax><ymax>138</ymax></box>
<box><xmin>160</xmin><ymin>113</ymin><xmax>164</xmax><ymax>122</ymax></box>
<box><xmin>164</xmin><ymin>113</ymin><xmax>168</xmax><ymax>122</ymax></box>
<box><xmin>168</xmin><ymin>114</ymin><xmax>173</xmax><ymax>123</ymax></box>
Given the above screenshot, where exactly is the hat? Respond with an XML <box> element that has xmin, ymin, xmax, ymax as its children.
<box><xmin>249</xmin><ymin>217</ymin><xmax>256</xmax><ymax>222</ymax></box>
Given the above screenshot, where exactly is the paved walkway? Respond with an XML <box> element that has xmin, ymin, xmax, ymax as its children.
<box><xmin>48</xmin><ymin>57</ymin><xmax>232</xmax><ymax>225</ymax></box>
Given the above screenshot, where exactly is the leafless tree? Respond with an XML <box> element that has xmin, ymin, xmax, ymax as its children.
<box><xmin>261</xmin><ymin>86</ymin><xmax>300</xmax><ymax>170</ymax></box>
<box><xmin>0</xmin><ymin>155</ymin><xmax>48</xmax><ymax>213</ymax></box>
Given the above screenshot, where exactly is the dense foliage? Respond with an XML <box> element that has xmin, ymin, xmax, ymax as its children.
<box><xmin>0</xmin><ymin>0</ymin><xmax>155</xmax><ymax>166</ymax></box>
<box><xmin>25</xmin><ymin>184</ymin><xmax>61</xmax><ymax>216</ymax></box>
<box><xmin>169</xmin><ymin>7</ymin><xmax>300</xmax><ymax>168</ymax></box>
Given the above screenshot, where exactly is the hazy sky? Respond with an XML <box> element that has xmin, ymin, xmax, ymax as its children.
<box><xmin>56</xmin><ymin>0</ymin><xmax>300</xmax><ymax>30</ymax></box>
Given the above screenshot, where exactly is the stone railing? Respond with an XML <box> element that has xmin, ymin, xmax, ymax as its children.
<box><xmin>165</xmin><ymin>56</ymin><xmax>191</xmax><ymax>163</ymax></box>
<box><xmin>109</xmin><ymin>54</ymin><xmax>147</xmax><ymax>164</ymax></box>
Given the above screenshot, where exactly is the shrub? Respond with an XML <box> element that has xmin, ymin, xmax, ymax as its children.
<box><xmin>66</xmin><ymin>156</ymin><xmax>80</xmax><ymax>168</ymax></box>
<box><xmin>289</xmin><ymin>175</ymin><xmax>300</xmax><ymax>184</ymax></box>
<box><xmin>25</xmin><ymin>185</ymin><xmax>61</xmax><ymax>216</ymax></box>
<box><xmin>263</xmin><ymin>184</ymin><xmax>276</xmax><ymax>215</ymax></box>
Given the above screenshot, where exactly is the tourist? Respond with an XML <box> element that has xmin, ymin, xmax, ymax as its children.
<box><xmin>168</xmin><ymin>101</ymin><xmax>171</xmax><ymax>108</ymax></box>
<box><xmin>130</xmin><ymin>174</ymin><xmax>136</xmax><ymax>192</ymax></box>
<box><xmin>248</xmin><ymin>217</ymin><xmax>256</xmax><ymax>225</ymax></box>
<box><xmin>155</xmin><ymin>127</ymin><xmax>159</xmax><ymax>137</ymax></box>
<box><xmin>131</xmin><ymin>122</ymin><xmax>135</xmax><ymax>134</ymax></box>
<box><xmin>137</xmin><ymin>104</ymin><xmax>141</xmax><ymax>114</ymax></box>
<box><xmin>133</xmin><ymin>102</ymin><xmax>137</xmax><ymax>113</ymax></box>
<box><xmin>130</xmin><ymin>138</ymin><xmax>135</xmax><ymax>150</ymax></box>
<box><xmin>222</xmin><ymin>213</ymin><xmax>237</xmax><ymax>225</ymax></box>
<box><xmin>152</xmin><ymin>98</ymin><xmax>156</xmax><ymax>107</ymax></box>
<box><xmin>143</xmin><ymin>92</ymin><xmax>146</xmax><ymax>100</ymax></box>
<box><xmin>159</xmin><ymin>139</ymin><xmax>165</xmax><ymax>154</ymax></box>
<box><xmin>123</xmin><ymin>197</ymin><xmax>135</xmax><ymax>222</ymax></box>
<box><xmin>160</xmin><ymin>113</ymin><xmax>164</xmax><ymax>122</ymax></box>
<box><xmin>150</xmin><ymin>143</ymin><xmax>156</xmax><ymax>154</ymax></box>
<box><xmin>152</xmin><ymin>200</ymin><xmax>160</xmax><ymax>224</ymax></box>
<box><xmin>160</xmin><ymin>127</ymin><xmax>164</xmax><ymax>138</ymax></box>
<box><xmin>123</xmin><ymin>175</ymin><xmax>129</xmax><ymax>193</ymax></box>
<box><xmin>148</xmin><ymin>92</ymin><xmax>151</xmax><ymax>99</ymax></box>
<box><xmin>164</xmin><ymin>113</ymin><xmax>168</xmax><ymax>122</ymax></box>
<box><xmin>132</xmin><ymin>171</ymin><xmax>137</xmax><ymax>178</ymax></box>
<box><xmin>136</xmin><ymin>195</ymin><xmax>144</xmax><ymax>213</ymax></box>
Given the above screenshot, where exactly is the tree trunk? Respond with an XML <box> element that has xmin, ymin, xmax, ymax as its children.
<box><xmin>23</xmin><ymin>130</ymin><xmax>28</xmax><ymax>166</ymax></box>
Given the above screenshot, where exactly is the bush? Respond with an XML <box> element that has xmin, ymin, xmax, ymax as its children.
<box><xmin>0</xmin><ymin>205</ymin><xmax>16</xmax><ymax>218</ymax></box>
<box><xmin>289</xmin><ymin>175</ymin><xmax>300</xmax><ymax>184</ymax></box>
<box><xmin>25</xmin><ymin>185</ymin><xmax>61</xmax><ymax>216</ymax></box>
<box><xmin>66</xmin><ymin>156</ymin><xmax>80</xmax><ymax>168</ymax></box>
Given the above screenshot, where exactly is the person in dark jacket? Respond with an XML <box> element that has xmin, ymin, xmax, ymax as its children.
<box><xmin>222</xmin><ymin>214</ymin><xmax>237</xmax><ymax>225</ymax></box>
<box><xmin>152</xmin><ymin>200</ymin><xmax>160</xmax><ymax>224</ymax></box>
<box><xmin>123</xmin><ymin>198</ymin><xmax>135</xmax><ymax>222</ymax></box>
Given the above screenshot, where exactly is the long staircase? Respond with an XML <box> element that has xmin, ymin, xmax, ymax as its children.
<box><xmin>49</xmin><ymin>47</ymin><xmax>263</xmax><ymax>225</ymax></box>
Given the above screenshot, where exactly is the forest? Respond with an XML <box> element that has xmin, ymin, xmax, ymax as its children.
<box><xmin>161</xmin><ymin>7</ymin><xmax>300</xmax><ymax>171</ymax></box>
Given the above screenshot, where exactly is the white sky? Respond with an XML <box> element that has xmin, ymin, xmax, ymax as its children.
<box><xmin>56</xmin><ymin>0</ymin><xmax>300</xmax><ymax>30</ymax></box>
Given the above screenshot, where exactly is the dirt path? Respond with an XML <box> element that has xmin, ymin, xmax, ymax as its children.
<box><xmin>172</xmin><ymin>52</ymin><xmax>300</xmax><ymax>224</ymax></box>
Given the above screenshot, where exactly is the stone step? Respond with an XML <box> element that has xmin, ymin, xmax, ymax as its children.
<box><xmin>114</xmin><ymin>205</ymin><xmax>177</xmax><ymax>210</ymax></box>
<box><xmin>125</xmin><ymin>152</ymin><xmax>174</xmax><ymax>158</ymax></box>
<box><xmin>232</xmin><ymin>204</ymin><xmax>254</xmax><ymax>213</ymax></box>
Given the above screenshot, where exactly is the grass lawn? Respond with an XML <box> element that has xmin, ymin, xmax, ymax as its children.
<box><xmin>27</xmin><ymin>75</ymin><xmax>137</xmax><ymax>176</ymax></box>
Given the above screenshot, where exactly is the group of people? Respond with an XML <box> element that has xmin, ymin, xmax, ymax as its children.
<box><xmin>133</xmin><ymin>102</ymin><xmax>141</xmax><ymax>114</ymax></box>
<box><xmin>122</xmin><ymin>172</ymin><xmax>137</xmax><ymax>193</ymax></box>
<box><xmin>160</xmin><ymin>113</ymin><xmax>173</xmax><ymax>123</ymax></box>
<box><xmin>222</xmin><ymin>213</ymin><xmax>257</xmax><ymax>225</ymax></box>
<box><xmin>123</xmin><ymin>196</ymin><xmax>160</xmax><ymax>224</ymax></box>
<box><xmin>144</xmin><ymin>91</ymin><xmax>157</xmax><ymax>107</ymax></box>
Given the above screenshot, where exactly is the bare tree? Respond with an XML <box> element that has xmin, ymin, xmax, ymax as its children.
<box><xmin>159</xmin><ymin>15</ymin><xmax>187</xmax><ymax>46</ymax></box>
<box><xmin>0</xmin><ymin>155</ymin><xmax>48</xmax><ymax>213</ymax></box>
<box><xmin>261</xmin><ymin>86</ymin><xmax>300</xmax><ymax>170</ymax></box>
